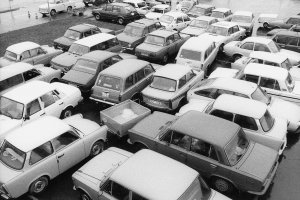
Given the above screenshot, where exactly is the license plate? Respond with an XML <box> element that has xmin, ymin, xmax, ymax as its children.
<box><xmin>148</xmin><ymin>99</ymin><xmax>161</xmax><ymax>105</ymax></box>
<box><xmin>102</xmin><ymin>92</ymin><xmax>109</xmax><ymax>98</ymax></box>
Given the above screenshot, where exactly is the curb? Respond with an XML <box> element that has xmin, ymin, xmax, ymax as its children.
<box><xmin>0</xmin><ymin>7</ymin><xmax>20</xmax><ymax>14</ymax></box>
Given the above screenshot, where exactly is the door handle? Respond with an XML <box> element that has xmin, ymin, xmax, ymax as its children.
<box><xmin>58</xmin><ymin>154</ymin><xmax>64</xmax><ymax>158</ymax></box>
<box><xmin>210</xmin><ymin>164</ymin><xmax>217</xmax><ymax>168</ymax></box>
<box><xmin>40</xmin><ymin>113</ymin><xmax>45</xmax><ymax>116</ymax></box>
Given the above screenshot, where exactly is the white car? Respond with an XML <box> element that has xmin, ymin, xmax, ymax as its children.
<box><xmin>257</xmin><ymin>13</ymin><xmax>278</xmax><ymax>29</ymax></box>
<box><xmin>230</xmin><ymin>11</ymin><xmax>255</xmax><ymax>36</ymax></box>
<box><xmin>201</xmin><ymin>21</ymin><xmax>246</xmax><ymax>52</ymax></box>
<box><xmin>178</xmin><ymin>94</ymin><xmax>287</xmax><ymax>154</ymax></box>
<box><xmin>208</xmin><ymin>67</ymin><xmax>240</xmax><ymax>79</ymax></box>
<box><xmin>187</xmin><ymin>77</ymin><xmax>300</xmax><ymax>133</ymax></box>
<box><xmin>122</xmin><ymin>0</ymin><xmax>149</xmax><ymax>16</ymax></box>
<box><xmin>159</xmin><ymin>11</ymin><xmax>191</xmax><ymax>31</ymax></box>
<box><xmin>0</xmin><ymin>80</ymin><xmax>82</xmax><ymax>141</ymax></box>
<box><xmin>145</xmin><ymin>4</ymin><xmax>170</xmax><ymax>20</ymax></box>
<box><xmin>180</xmin><ymin>16</ymin><xmax>218</xmax><ymax>37</ymax></box>
<box><xmin>223</xmin><ymin>36</ymin><xmax>300</xmax><ymax>65</ymax></box>
<box><xmin>39</xmin><ymin>0</ymin><xmax>78</xmax><ymax>16</ymax></box>
<box><xmin>0</xmin><ymin>115</ymin><xmax>107</xmax><ymax>199</ymax></box>
<box><xmin>210</xmin><ymin>8</ymin><xmax>233</xmax><ymax>22</ymax></box>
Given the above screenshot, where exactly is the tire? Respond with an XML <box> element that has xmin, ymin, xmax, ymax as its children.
<box><xmin>80</xmin><ymin>191</ymin><xmax>91</xmax><ymax>200</ymax></box>
<box><xmin>212</xmin><ymin>178</ymin><xmax>234</xmax><ymax>194</ymax></box>
<box><xmin>95</xmin><ymin>13</ymin><xmax>101</xmax><ymax>21</ymax></box>
<box><xmin>90</xmin><ymin>140</ymin><xmax>104</xmax><ymax>157</ymax></box>
<box><xmin>219</xmin><ymin>43</ymin><xmax>224</xmax><ymax>52</ymax></box>
<box><xmin>50</xmin><ymin>9</ymin><xmax>56</xmax><ymax>16</ymax></box>
<box><xmin>29</xmin><ymin>176</ymin><xmax>49</xmax><ymax>195</ymax></box>
<box><xmin>263</xmin><ymin>22</ymin><xmax>269</xmax><ymax>29</ymax></box>
<box><xmin>42</xmin><ymin>13</ymin><xmax>47</xmax><ymax>17</ymax></box>
<box><xmin>60</xmin><ymin>107</ymin><xmax>73</xmax><ymax>119</ymax></box>
<box><xmin>162</xmin><ymin>54</ymin><xmax>169</xmax><ymax>64</ymax></box>
<box><xmin>117</xmin><ymin>18</ymin><xmax>124</xmax><ymax>25</ymax></box>
<box><xmin>67</xmin><ymin>6</ymin><xmax>72</xmax><ymax>14</ymax></box>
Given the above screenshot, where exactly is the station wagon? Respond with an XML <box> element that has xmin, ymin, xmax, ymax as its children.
<box><xmin>210</xmin><ymin>8</ymin><xmax>232</xmax><ymax>22</ymax></box>
<box><xmin>187</xmin><ymin>4</ymin><xmax>215</xmax><ymax>19</ymax></box>
<box><xmin>180</xmin><ymin>16</ymin><xmax>218</xmax><ymax>37</ymax></box>
<box><xmin>0</xmin><ymin>115</ymin><xmax>107</xmax><ymax>199</ymax></box>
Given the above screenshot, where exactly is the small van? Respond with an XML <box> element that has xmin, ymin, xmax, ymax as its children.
<box><xmin>90</xmin><ymin>59</ymin><xmax>155</xmax><ymax>105</ymax></box>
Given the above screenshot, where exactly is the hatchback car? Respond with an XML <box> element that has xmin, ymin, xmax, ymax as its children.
<box><xmin>210</xmin><ymin>8</ymin><xmax>232</xmax><ymax>22</ymax></box>
<box><xmin>257</xmin><ymin>13</ymin><xmax>278</xmax><ymax>29</ymax></box>
<box><xmin>271</xmin><ymin>30</ymin><xmax>300</xmax><ymax>53</ymax></box>
<box><xmin>145</xmin><ymin>4</ymin><xmax>171</xmax><ymax>20</ymax></box>
<box><xmin>187</xmin><ymin>4</ymin><xmax>215</xmax><ymax>19</ymax></box>
<box><xmin>0</xmin><ymin>115</ymin><xmax>107</xmax><ymax>199</ymax></box>
<box><xmin>180</xmin><ymin>16</ymin><xmax>218</xmax><ymax>37</ymax></box>
<box><xmin>230</xmin><ymin>11</ymin><xmax>254</xmax><ymax>36</ymax></box>
<box><xmin>159</xmin><ymin>11</ymin><xmax>191</xmax><ymax>31</ymax></box>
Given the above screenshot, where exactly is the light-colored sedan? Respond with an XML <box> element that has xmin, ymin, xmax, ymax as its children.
<box><xmin>0</xmin><ymin>41</ymin><xmax>63</xmax><ymax>68</ymax></box>
<box><xmin>0</xmin><ymin>115</ymin><xmax>107</xmax><ymax>199</ymax></box>
<box><xmin>210</xmin><ymin>8</ymin><xmax>233</xmax><ymax>22</ymax></box>
<box><xmin>145</xmin><ymin>4</ymin><xmax>171</xmax><ymax>20</ymax></box>
<box><xmin>180</xmin><ymin>16</ymin><xmax>218</xmax><ymax>37</ymax></box>
<box><xmin>230</xmin><ymin>11</ymin><xmax>255</xmax><ymax>36</ymax></box>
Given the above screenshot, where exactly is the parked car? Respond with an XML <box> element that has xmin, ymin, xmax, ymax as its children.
<box><xmin>51</xmin><ymin>33</ymin><xmax>122</xmax><ymax>73</ymax></box>
<box><xmin>0</xmin><ymin>80</ymin><xmax>82</xmax><ymax>140</ymax></box>
<box><xmin>0</xmin><ymin>41</ymin><xmax>63</xmax><ymax>68</ymax></box>
<box><xmin>159</xmin><ymin>11</ymin><xmax>191</xmax><ymax>31</ymax></box>
<box><xmin>187</xmin><ymin>4</ymin><xmax>215</xmax><ymax>19</ymax></box>
<box><xmin>53</xmin><ymin>23</ymin><xmax>116</xmax><ymax>52</ymax></box>
<box><xmin>83</xmin><ymin>0</ymin><xmax>113</xmax><ymax>7</ymax></box>
<box><xmin>271</xmin><ymin>30</ymin><xmax>300</xmax><ymax>53</ymax></box>
<box><xmin>72</xmin><ymin>147</ymin><xmax>231</xmax><ymax>200</ymax></box>
<box><xmin>128</xmin><ymin>110</ymin><xmax>279</xmax><ymax>195</ymax></box>
<box><xmin>0</xmin><ymin>115</ymin><xmax>107</xmax><ymax>199</ymax></box>
<box><xmin>142</xmin><ymin>64</ymin><xmax>204</xmax><ymax>112</ymax></box>
<box><xmin>179</xmin><ymin>0</ymin><xmax>195</xmax><ymax>13</ymax></box>
<box><xmin>145</xmin><ymin>4</ymin><xmax>170</xmax><ymax>20</ymax></box>
<box><xmin>210</xmin><ymin>8</ymin><xmax>232</xmax><ymax>22</ymax></box>
<box><xmin>121</xmin><ymin>0</ymin><xmax>149</xmax><ymax>16</ymax></box>
<box><xmin>135</xmin><ymin>29</ymin><xmax>190</xmax><ymax>64</ymax></box>
<box><xmin>180</xmin><ymin>16</ymin><xmax>218</xmax><ymax>36</ymax></box>
<box><xmin>223</xmin><ymin>36</ymin><xmax>300</xmax><ymax>65</ymax></box>
<box><xmin>176</xmin><ymin>35</ymin><xmax>218</xmax><ymax>75</ymax></box>
<box><xmin>177</xmin><ymin>94</ymin><xmax>287</xmax><ymax>154</ymax></box>
<box><xmin>201</xmin><ymin>21</ymin><xmax>246</xmax><ymax>52</ymax></box>
<box><xmin>208</xmin><ymin>67</ymin><xmax>240</xmax><ymax>79</ymax></box>
<box><xmin>266</xmin><ymin>15</ymin><xmax>300</xmax><ymax>30</ymax></box>
<box><xmin>0</xmin><ymin>63</ymin><xmax>61</xmax><ymax>95</ymax></box>
<box><xmin>90</xmin><ymin>59</ymin><xmax>155</xmax><ymax>105</ymax></box>
<box><xmin>92</xmin><ymin>3</ymin><xmax>141</xmax><ymax>25</ymax></box>
<box><xmin>266</xmin><ymin>25</ymin><xmax>300</xmax><ymax>37</ymax></box>
<box><xmin>187</xmin><ymin>77</ymin><xmax>300</xmax><ymax>133</ymax></box>
<box><xmin>257</xmin><ymin>13</ymin><xmax>278</xmax><ymax>29</ymax></box>
<box><xmin>38</xmin><ymin>0</ymin><xmax>81</xmax><ymax>16</ymax></box>
<box><xmin>117</xmin><ymin>18</ymin><xmax>162</xmax><ymax>53</ymax></box>
<box><xmin>230</xmin><ymin>11</ymin><xmax>255</xmax><ymax>36</ymax></box>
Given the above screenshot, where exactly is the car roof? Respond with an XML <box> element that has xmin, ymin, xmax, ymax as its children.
<box><xmin>154</xmin><ymin>64</ymin><xmax>192</xmax><ymax>80</ymax></box>
<box><xmin>243</xmin><ymin>36</ymin><xmax>272</xmax><ymax>44</ymax></box>
<box><xmin>111</xmin><ymin>2</ymin><xmax>133</xmax><ymax>7</ymax></box>
<box><xmin>130</xmin><ymin>18</ymin><xmax>157</xmax><ymax>27</ymax></box>
<box><xmin>195</xmin><ymin>4</ymin><xmax>215</xmax><ymax>9</ymax></box>
<box><xmin>100</xmin><ymin>59</ymin><xmax>149</xmax><ymax>78</ymax></box>
<box><xmin>258</xmin><ymin>13</ymin><xmax>278</xmax><ymax>18</ymax></box>
<box><xmin>0</xmin><ymin>63</ymin><xmax>34</xmax><ymax>81</ymax></box>
<box><xmin>3</xmin><ymin>80</ymin><xmax>54</xmax><ymax>104</ymax></box>
<box><xmin>74</xmin><ymin>33</ymin><xmax>116</xmax><ymax>47</ymax></box>
<box><xmin>180</xmin><ymin>36</ymin><xmax>214</xmax><ymax>51</ymax></box>
<box><xmin>212</xmin><ymin>21</ymin><xmax>238</xmax><ymax>28</ymax></box>
<box><xmin>150</xmin><ymin>29</ymin><xmax>176</xmax><ymax>38</ymax></box>
<box><xmin>163</xmin><ymin>11</ymin><xmax>187</xmax><ymax>17</ymax></box>
<box><xmin>69</xmin><ymin>23</ymin><xmax>98</xmax><ymax>32</ymax></box>
<box><xmin>244</xmin><ymin>63</ymin><xmax>288</xmax><ymax>81</ymax></box>
<box><xmin>212</xmin><ymin>7</ymin><xmax>231</xmax><ymax>13</ymax></box>
<box><xmin>232</xmin><ymin>11</ymin><xmax>253</xmax><ymax>16</ymax></box>
<box><xmin>123</xmin><ymin>0</ymin><xmax>144</xmax><ymax>3</ymax></box>
<box><xmin>171</xmin><ymin>111</ymin><xmax>240</xmax><ymax>147</ymax></box>
<box><xmin>79</xmin><ymin>50</ymin><xmax>117</xmax><ymax>62</ymax></box>
<box><xmin>6</xmin><ymin>41</ymin><xmax>40</xmax><ymax>55</ymax></box>
<box><xmin>5</xmin><ymin>116</ymin><xmax>70</xmax><ymax>152</ymax></box>
<box><xmin>250</xmin><ymin>51</ymin><xmax>287</xmax><ymax>63</ymax></box>
<box><xmin>213</xmin><ymin>94</ymin><xmax>267</xmax><ymax>119</ymax></box>
<box><xmin>275</xmin><ymin>30</ymin><xmax>300</xmax><ymax>37</ymax></box>
<box><xmin>111</xmin><ymin>149</ymin><xmax>198</xmax><ymax>200</ymax></box>
<box><xmin>195</xmin><ymin>16</ymin><xmax>217</xmax><ymax>22</ymax></box>
<box><xmin>153</xmin><ymin>4</ymin><xmax>169</xmax><ymax>9</ymax></box>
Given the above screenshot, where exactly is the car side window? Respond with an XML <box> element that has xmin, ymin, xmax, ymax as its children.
<box><xmin>107</xmin><ymin>38</ymin><xmax>120</xmax><ymax>48</ymax></box>
<box><xmin>21</xmin><ymin>50</ymin><xmax>31</xmax><ymax>60</ymax></box>
<box><xmin>232</xmin><ymin>25</ymin><xmax>239</xmax><ymax>33</ymax></box>
<box><xmin>287</xmin><ymin>37</ymin><xmax>299</xmax><ymax>46</ymax></box>
<box><xmin>92</xmin><ymin>28</ymin><xmax>101</xmax><ymax>34</ymax></box>
<box><xmin>241</xmin><ymin>74</ymin><xmax>259</xmax><ymax>84</ymax></box>
<box><xmin>40</xmin><ymin>91</ymin><xmax>59</xmax><ymax>108</ymax></box>
<box><xmin>177</xmin><ymin>16</ymin><xmax>183</xmax><ymax>23</ymax></box>
<box><xmin>84</xmin><ymin>30</ymin><xmax>92</xmax><ymax>37</ymax></box>
<box><xmin>194</xmin><ymin>88</ymin><xmax>217</xmax><ymax>99</ymax></box>
<box><xmin>186</xmin><ymin>71</ymin><xmax>195</xmax><ymax>82</ymax></box>
<box><xmin>125</xmin><ymin>74</ymin><xmax>135</xmax><ymax>90</ymax></box>
<box><xmin>23</xmin><ymin>69</ymin><xmax>41</xmax><ymax>81</ymax></box>
<box><xmin>234</xmin><ymin>92</ymin><xmax>248</xmax><ymax>98</ymax></box>
<box><xmin>132</xmin><ymin>192</ymin><xmax>148</xmax><ymax>200</ymax></box>
<box><xmin>183</xmin><ymin>15</ymin><xmax>191</xmax><ymax>22</ymax></box>
<box><xmin>111</xmin><ymin>55</ymin><xmax>123</xmax><ymax>65</ymax></box>
<box><xmin>29</xmin><ymin>49</ymin><xmax>38</xmax><ymax>57</ymax></box>
<box><xmin>170</xmin><ymin>131</ymin><xmax>191</xmax><ymax>150</ymax></box>
<box><xmin>52</xmin><ymin>132</ymin><xmax>79</xmax><ymax>151</ymax></box>
<box><xmin>190</xmin><ymin>138</ymin><xmax>218</xmax><ymax>160</ymax></box>
<box><xmin>148</xmin><ymin>24</ymin><xmax>156</xmax><ymax>32</ymax></box>
<box><xmin>210</xmin><ymin>109</ymin><xmax>234</xmax><ymax>121</ymax></box>
<box><xmin>240</xmin><ymin>42</ymin><xmax>254</xmax><ymax>50</ymax></box>
<box><xmin>167</xmin><ymin>35</ymin><xmax>175</xmax><ymax>44</ymax></box>
<box><xmin>234</xmin><ymin>114</ymin><xmax>258</xmax><ymax>130</ymax></box>
<box><xmin>274</xmin><ymin>35</ymin><xmax>288</xmax><ymax>44</ymax></box>
<box><xmin>264</xmin><ymin>61</ymin><xmax>279</xmax><ymax>67</ymax></box>
<box><xmin>102</xmin><ymin>180</ymin><xmax>130</xmax><ymax>200</ymax></box>
<box><xmin>254</xmin><ymin>43</ymin><xmax>270</xmax><ymax>52</ymax></box>
<box><xmin>106</xmin><ymin>5</ymin><xmax>113</xmax><ymax>11</ymax></box>
<box><xmin>29</xmin><ymin>141</ymin><xmax>53</xmax><ymax>165</ymax></box>
<box><xmin>178</xmin><ymin>75</ymin><xmax>187</xmax><ymax>89</ymax></box>
<box><xmin>136</xmin><ymin>68</ymin><xmax>146</xmax><ymax>82</ymax></box>
<box><xmin>0</xmin><ymin>74</ymin><xmax>24</xmax><ymax>91</ymax></box>
<box><xmin>259</xmin><ymin>77</ymin><xmax>280</xmax><ymax>90</ymax></box>
<box><xmin>112</xmin><ymin>6</ymin><xmax>120</xmax><ymax>13</ymax></box>
<box><xmin>26</xmin><ymin>99</ymin><xmax>41</xmax><ymax>116</ymax></box>
<box><xmin>228</xmin><ymin>27</ymin><xmax>233</xmax><ymax>35</ymax></box>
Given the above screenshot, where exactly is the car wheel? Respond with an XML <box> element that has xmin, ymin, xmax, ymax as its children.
<box><xmin>29</xmin><ymin>176</ymin><xmax>49</xmax><ymax>195</ymax></box>
<box><xmin>42</xmin><ymin>13</ymin><xmax>47</xmax><ymax>17</ymax></box>
<box><xmin>133</xmin><ymin>142</ymin><xmax>148</xmax><ymax>153</ymax></box>
<box><xmin>117</xmin><ymin>18</ymin><xmax>124</xmax><ymax>25</ymax></box>
<box><xmin>90</xmin><ymin>140</ymin><xmax>104</xmax><ymax>157</ymax></box>
<box><xmin>50</xmin><ymin>9</ymin><xmax>56</xmax><ymax>16</ymax></box>
<box><xmin>212</xmin><ymin>178</ymin><xmax>234</xmax><ymax>194</ymax></box>
<box><xmin>95</xmin><ymin>13</ymin><xmax>101</xmax><ymax>20</ymax></box>
<box><xmin>80</xmin><ymin>191</ymin><xmax>91</xmax><ymax>200</ymax></box>
<box><xmin>263</xmin><ymin>22</ymin><xmax>269</xmax><ymax>29</ymax></box>
<box><xmin>60</xmin><ymin>107</ymin><xmax>73</xmax><ymax>119</ymax></box>
<box><xmin>67</xmin><ymin>6</ymin><xmax>72</xmax><ymax>14</ymax></box>
<box><xmin>162</xmin><ymin>54</ymin><xmax>169</xmax><ymax>64</ymax></box>
<box><xmin>219</xmin><ymin>43</ymin><xmax>224</xmax><ymax>52</ymax></box>
<box><xmin>232</xmin><ymin>54</ymin><xmax>242</xmax><ymax>62</ymax></box>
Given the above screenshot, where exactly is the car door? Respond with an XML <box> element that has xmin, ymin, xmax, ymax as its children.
<box><xmin>121</xmin><ymin>74</ymin><xmax>136</xmax><ymax>101</ymax></box>
<box><xmin>174</xmin><ymin>33</ymin><xmax>183</xmax><ymax>52</ymax></box>
<box><xmin>55</xmin><ymin>0</ymin><xmax>64</xmax><ymax>12</ymax></box>
<box><xmin>106</xmin><ymin>38</ymin><xmax>122</xmax><ymax>52</ymax></box>
<box><xmin>203</xmin><ymin>43</ymin><xmax>217</xmax><ymax>72</ymax></box>
<box><xmin>176</xmin><ymin>16</ymin><xmax>185</xmax><ymax>31</ymax></box>
<box><xmin>134</xmin><ymin>64</ymin><xmax>155</xmax><ymax>95</ymax></box>
<box><xmin>238</xmin><ymin>42</ymin><xmax>254</xmax><ymax>57</ymax></box>
<box><xmin>30</xmin><ymin>48</ymin><xmax>49</xmax><ymax>65</ymax></box>
<box><xmin>52</xmin><ymin>131</ymin><xmax>85</xmax><ymax>174</ymax></box>
<box><xmin>112</xmin><ymin>5</ymin><xmax>121</xmax><ymax>21</ymax></box>
<box><xmin>40</xmin><ymin>90</ymin><xmax>64</xmax><ymax>118</ymax></box>
<box><xmin>23</xmin><ymin>98</ymin><xmax>46</xmax><ymax>125</ymax></box>
<box><xmin>103</xmin><ymin>4</ymin><xmax>113</xmax><ymax>20</ymax></box>
<box><xmin>190</xmin><ymin>88</ymin><xmax>218</xmax><ymax>101</ymax></box>
<box><xmin>20</xmin><ymin>50</ymin><xmax>34</xmax><ymax>65</ymax></box>
<box><xmin>231</xmin><ymin>25</ymin><xmax>242</xmax><ymax>41</ymax></box>
<box><xmin>166</xmin><ymin>34</ymin><xmax>176</xmax><ymax>55</ymax></box>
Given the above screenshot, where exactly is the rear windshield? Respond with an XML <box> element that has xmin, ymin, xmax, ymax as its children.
<box><xmin>68</xmin><ymin>43</ymin><xmax>89</xmax><ymax>56</ymax></box>
<box><xmin>150</xmin><ymin>76</ymin><xmax>177</xmax><ymax>92</ymax></box>
<box><xmin>231</xmin><ymin>15</ymin><xmax>252</xmax><ymax>23</ymax></box>
<box><xmin>97</xmin><ymin>75</ymin><xmax>121</xmax><ymax>91</ymax></box>
<box><xmin>211</xmin><ymin>11</ymin><xmax>225</xmax><ymax>19</ymax></box>
<box><xmin>72</xmin><ymin>59</ymin><xmax>98</xmax><ymax>74</ymax></box>
<box><xmin>0</xmin><ymin>96</ymin><xmax>24</xmax><ymax>120</ymax></box>
<box><xmin>207</xmin><ymin>25</ymin><xmax>227</xmax><ymax>36</ymax></box>
<box><xmin>179</xmin><ymin>49</ymin><xmax>201</xmax><ymax>61</ymax></box>
<box><xmin>190</xmin><ymin>7</ymin><xmax>206</xmax><ymax>14</ymax></box>
<box><xmin>0</xmin><ymin>74</ymin><xmax>24</xmax><ymax>92</ymax></box>
<box><xmin>160</xmin><ymin>15</ymin><xmax>174</xmax><ymax>24</ymax></box>
<box><xmin>0</xmin><ymin>141</ymin><xmax>26</xmax><ymax>170</ymax></box>
<box><xmin>190</xmin><ymin>19</ymin><xmax>208</xmax><ymax>28</ymax></box>
<box><xmin>4</xmin><ymin>50</ymin><xmax>18</xmax><ymax>61</ymax></box>
<box><xmin>64</xmin><ymin>29</ymin><xmax>81</xmax><ymax>40</ymax></box>
<box><xmin>124</xmin><ymin>24</ymin><xmax>144</xmax><ymax>37</ymax></box>
<box><xmin>259</xmin><ymin>110</ymin><xmax>275</xmax><ymax>132</ymax></box>
<box><xmin>144</xmin><ymin>35</ymin><xmax>165</xmax><ymax>46</ymax></box>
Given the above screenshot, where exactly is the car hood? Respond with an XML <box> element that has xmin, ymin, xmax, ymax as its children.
<box><xmin>142</xmin><ymin>86</ymin><xmax>176</xmax><ymax>100</ymax></box>
<box><xmin>62</xmin><ymin>70</ymin><xmax>95</xmax><ymax>85</ymax></box>
<box><xmin>119</xmin><ymin>53</ymin><xmax>137</xmax><ymax>60</ymax></box>
<box><xmin>51</xmin><ymin>52</ymin><xmax>79</xmax><ymax>69</ymax></box>
<box><xmin>0</xmin><ymin>163</ymin><xmax>22</xmax><ymax>185</ymax></box>
<box><xmin>202</xmin><ymin>33</ymin><xmax>226</xmax><ymax>44</ymax></box>
<box><xmin>180</xmin><ymin>26</ymin><xmax>205</xmax><ymax>36</ymax></box>
<box><xmin>0</xmin><ymin>115</ymin><xmax>22</xmax><ymax>138</ymax></box>
<box><xmin>136</xmin><ymin>43</ymin><xmax>165</xmax><ymax>53</ymax></box>
<box><xmin>54</xmin><ymin>36</ymin><xmax>75</xmax><ymax>47</ymax></box>
<box><xmin>117</xmin><ymin>33</ymin><xmax>142</xmax><ymax>44</ymax></box>
<box><xmin>130</xmin><ymin>111</ymin><xmax>176</xmax><ymax>139</ymax></box>
<box><xmin>279</xmin><ymin>49</ymin><xmax>300</xmax><ymax>65</ymax></box>
<box><xmin>238</xmin><ymin>143</ymin><xmax>277</xmax><ymax>180</ymax></box>
<box><xmin>0</xmin><ymin>57</ymin><xmax>15</xmax><ymax>68</ymax></box>
<box><xmin>145</xmin><ymin>12</ymin><xmax>162</xmax><ymax>20</ymax></box>
<box><xmin>177</xmin><ymin>99</ymin><xmax>212</xmax><ymax>116</ymax></box>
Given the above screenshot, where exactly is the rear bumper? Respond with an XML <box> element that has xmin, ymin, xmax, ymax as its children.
<box><xmin>89</xmin><ymin>96</ymin><xmax>116</xmax><ymax>106</ymax></box>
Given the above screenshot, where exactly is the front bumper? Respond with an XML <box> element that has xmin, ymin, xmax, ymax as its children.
<box><xmin>135</xmin><ymin>51</ymin><xmax>162</xmax><ymax>62</ymax></box>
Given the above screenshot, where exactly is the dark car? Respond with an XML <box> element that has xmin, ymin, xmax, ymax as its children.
<box><xmin>271</xmin><ymin>30</ymin><xmax>300</xmax><ymax>53</ymax></box>
<box><xmin>117</xmin><ymin>18</ymin><xmax>162</xmax><ymax>53</ymax></box>
<box><xmin>187</xmin><ymin>4</ymin><xmax>215</xmax><ymax>18</ymax></box>
<box><xmin>92</xmin><ymin>3</ymin><xmax>141</xmax><ymax>25</ymax></box>
<box><xmin>267</xmin><ymin>15</ymin><xmax>300</xmax><ymax>30</ymax></box>
<box><xmin>266</xmin><ymin>25</ymin><xmax>300</xmax><ymax>37</ymax></box>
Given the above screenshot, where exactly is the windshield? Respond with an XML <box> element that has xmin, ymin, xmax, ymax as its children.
<box><xmin>259</xmin><ymin>110</ymin><xmax>275</xmax><ymax>132</ymax></box>
<box><xmin>231</xmin><ymin>15</ymin><xmax>252</xmax><ymax>23</ymax></box>
<box><xmin>150</xmin><ymin>76</ymin><xmax>177</xmax><ymax>92</ymax></box>
<box><xmin>160</xmin><ymin>15</ymin><xmax>174</xmax><ymax>24</ymax></box>
<box><xmin>124</xmin><ymin>25</ymin><xmax>144</xmax><ymax>37</ymax></box>
<box><xmin>211</xmin><ymin>11</ymin><xmax>225</xmax><ymax>19</ymax></box>
<box><xmin>281</xmin><ymin>59</ymin><xmax>292</xmax><ymax>70</ymax></box>
<box><xmin>178</xmin><ymin>176</ymin><xmax>211</xmax><ymax>200</ymax></box>
<box><xmin>151</xmin><ymin>7</ymin><xmax>164</xmax><ymax>13</ymax></box>
<box><xmin>190</xmin><ymin>19</ymin><xmax>208</xmax><ymax>28</ymax></box>
<box><xmin>190</xmin><ymin>7</ymin><xmax>205</xmax><ymax>14</ymax></box>
<box><xmin>64</xmin><ymin>29</ymin><xmax>81</xmax><ymax>40</ymax></box>
<box><xmin>0</xmin><ymin>97</ymin><xmax>24</xmax><ymax>120</ymax></box>
<box><xmin>68</xmin><ymin>43</ymin><xmax>89</xmax><ymax>56</ymax></box>
<box><xmin>268</xmin><ymin>41</ymin><xmax>280</xmax><ymax>53</ymax></box>
<box><xmin>225</xmin><ymin>129</ymin><xmax>249</xmax><ymax>166</ymax></box>
<box><xmin>4</xmin><ymin>50</ymin><xmax>18</xmax><ymax>61</ymax></box>
<box><xmin>251</xmin><ymin>86</ymin><xmax>271</xmax><ymax>105</ymax></box>
<box><xmin>0</xmin><ymin>141</ymin><xmax>26</xmax><ymax>170</ymax></box>
<box><xmin>179</xmin><ymin>49</ymin><xmax>201</xmax><ymax>61</ymax></box>
<box><xmin>97</xmin><ymin>75</ymin><xmax>121</xmax><ymax>91</ymax></box>
<box><xmin>144</xmin><ymin>35</ymin><xmax>165</xmax><ymax>46</ymax></box>
<box><xmin>286</xmin><ymin>73</ymin><xmax>295</xmax><ymax>92</ymax></box>
<box><xmin>73</xmin><ymin>59</ymin><xmax>98</xmax><ymax>74</ymax></box>
<box><xmin>207</xmin><ymin>25</ymin><xmax>228</xmax><ymax>36</ymax></box>
<box><xmin>124</xmin><ymin>6</ymin><xmax>136</xmax><ymax>13</ymax></box>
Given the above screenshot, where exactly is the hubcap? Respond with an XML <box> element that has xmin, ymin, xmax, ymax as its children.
<box><xmin>92</xmin><ymin>143</ymin><xmax>102</xmax><ymax>155</ymax></box>
<box><xmin>34</xmin><ymin>180</ymin><xmax>46</xmax><ymax>193</ymax></box>
<box><xmin>64</xmin><ymin>110</ymin><xmax>72</xmax><ymax>118</ymax></box>
<box><xmin>215</xmin><ymin>179</ymin><xmax>228</xmax><ymax>192</ymax></box>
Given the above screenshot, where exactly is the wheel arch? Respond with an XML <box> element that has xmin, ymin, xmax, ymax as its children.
<box><xmin>210</xmin><ymin>174</ymin><xmax>238</xmax><ymax>190</ymax></box>
<box><xmin>28</xmin><ymin>174</ymin><xmax>51</xmax><ymax>192</ymax></box>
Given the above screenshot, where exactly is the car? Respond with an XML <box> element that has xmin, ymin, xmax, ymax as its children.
<box><xmin>179</xmin><ymin>0</ymin><xmax>195</xmax><ymax>13</ymax></box>
<box><xmin>266</xmin><ymin>24</ymin><xmax>300</xmax><ymax>37</ymax></box>
<box><xmin>72</xmin><ymin>147</ymin><xmax>231</xmax><ymax>200</ymax></box>
<box><xmin>38</xmin><ymin>0</ymin><xmax>77</xmax><ymax>16</ymax></box>
<box><xmin>180</xmin><ymin>16</ymin><xmax>218</xmax><ymax>36</ymax></box>
<box><xmin>187</xmin><ymin>77</ymin><xmax>300</xmax><ymax>134</ymax></box>
<box><xmin>257</xmin><ymin>13</ymin><xmax>278</xmax><ymax>29</ymax></box>
<box><xmin>187</xmin><ymin>4</ymin><xmax>216</xmax><ymax>19</ymax></box>
<box><xmin>210</xmin><ymin>8</ymin><xmax>233</xmax><ymax>22</ymax></box>
<box><xmin>83</xmin><ymin>0</ymin><xmax>113</xmax><ymax>7</ymax></box>
<box><xmin>145</xmin><ymin>4</ymin><xmax>171</xmax><ymax>20</ymax></box>
<box><xmin>230</xmin><ymin>11</ymin><xmax>255</xmax><ymax>36</ymax></box>
<box><xmin>92</xmin><ymin>3</ymin><xmax>141</xmax><ymax>25</ymax></box>
<box><xmin>266</xmin><ymin>15</ymin><xmax>300</xmax><ymax>30</ymax></box>
<box><xmin>142</xmin><ymin>64</ymin><xmax>204</xmax><ymax>112</ymax></box>
<box><xmin>177</xmin><ymin>94</ymin><xmax>287</xmax><ymax>155</ymax></box>
<box><xmin>159</xmin><ymin>11</ymin><xmax>191</xmax><ymax>31</ymax></box>
<box><xmin>208</xmin><ymin>67</ymin><xmax>240</xmax><ymax>79</ymax></box>
<box><xmin>271</xmin><ymin>30</ymin><xmax>300</xmax><ymax>53</ymax></box>
<box><xmin>0</xmin><ymin>80</ymin><xmax>82</xmax><ymax>140</ymax></box>
<box><xmin>90</xmin><ymin>59</ymin><xmax>155</xmax><ymax>105</ymax></box>
<box><xmin>0</xmin><ymin>41</ymin><xmax>63</xmax><ymax>68</ymax></box>
<box><xmin>201</xmin><ymin>21</ymin><xmax>246</xmax><ymax>52</ymax></box>
<box><xmin>121</xmin><ymin>0</ymin><xmax>149</xmax><ymax>16</ymax></box>
<box><xmin>175</xmin><ymin>35</ymin><xmax>218</xmax><ymax>75</ymax></box>
<box><xmin>53</xmin><ymin>23</ymin><xmax>116</xmax><ymax>52</ymax></box>
<box><xmin>51</xmin><ymin>33</ymin><xmax>122</xmax><ymax>73</ymax></box>
<box><xmin>117</xmin><ymin>18</ymin><xmax>163</xmax><ymax>53</ymax></box>
<box><xmin>223</xmin><ymin>36</ymin><xmax>300</xmax><ymax>65</ymax></box>
<box><xmin>128</xmin><ymin>110</ymin><xmax>279</xmax><ymax>195</ymax></box>
<box><xmin>0</xmin><ymin>63</ymin><xmax>61</xmax><ymax>95</ymax></box>
<box><xmin>135</xmin><ymin>29</ymin><xmax>190</xmax><ymax>64</ymax></box>
<box><xmin>0</xmin><ymin>115</ymin><xmax>107</xmax><ymax>199</ymax></box>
